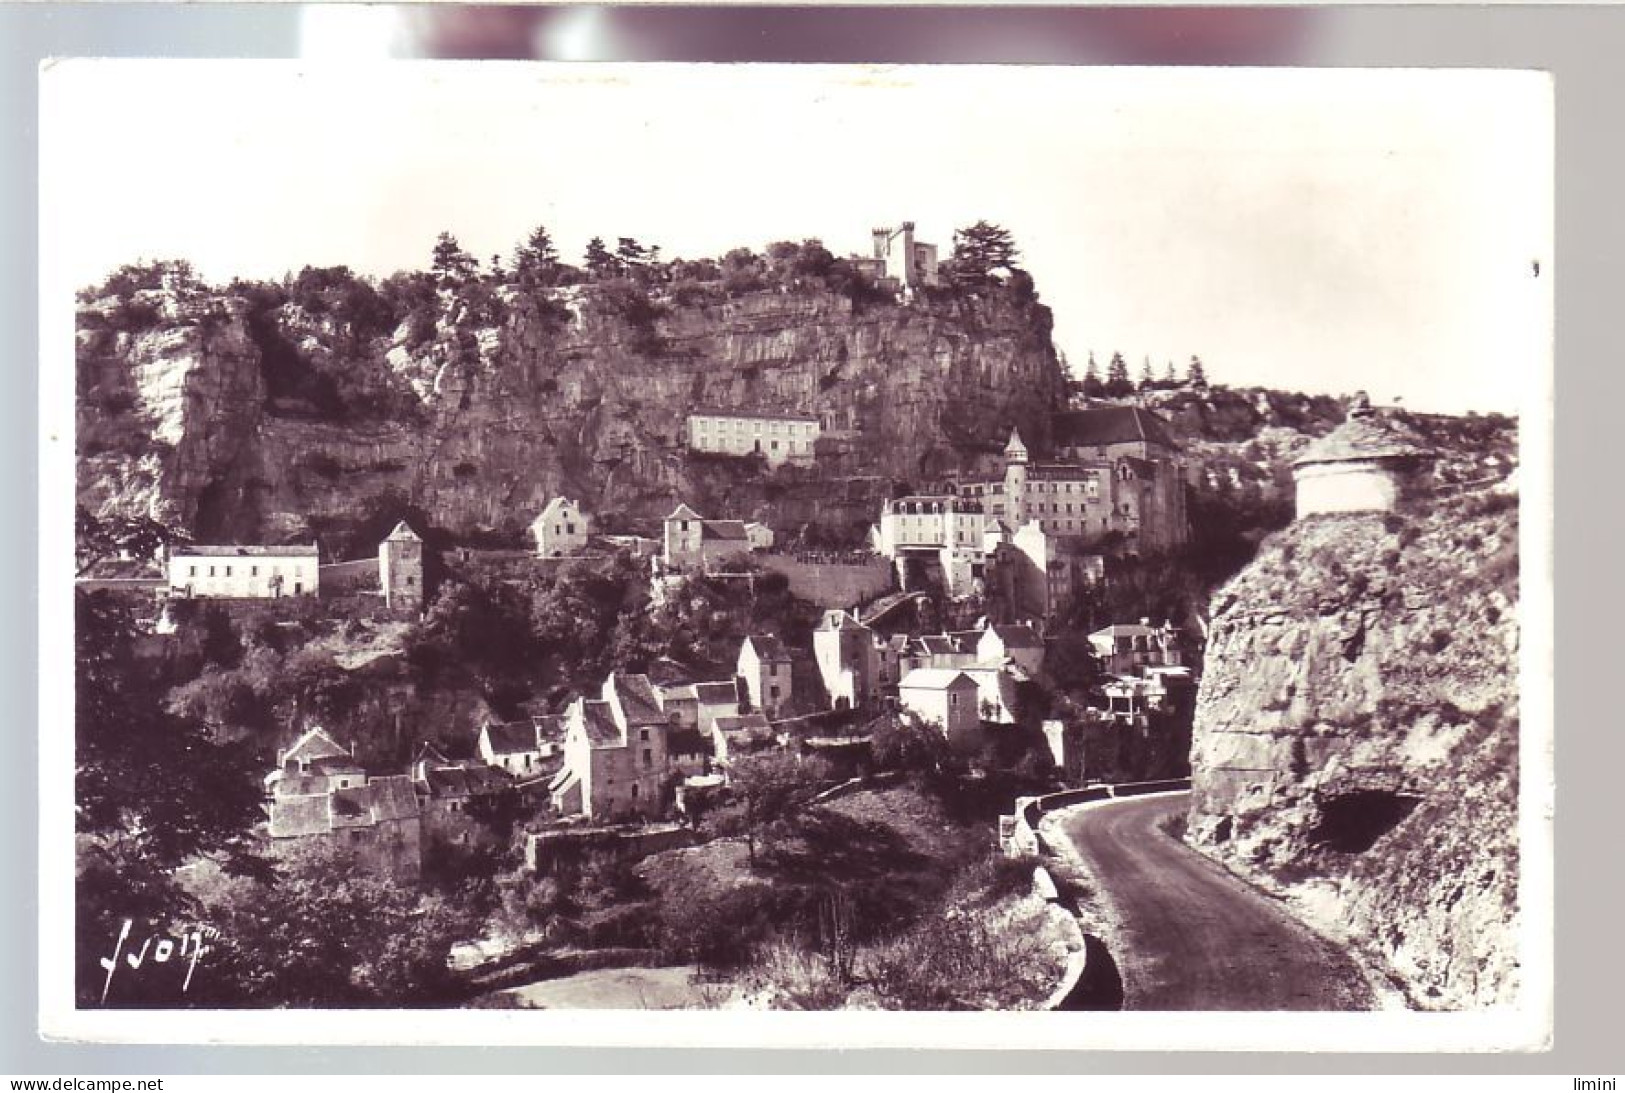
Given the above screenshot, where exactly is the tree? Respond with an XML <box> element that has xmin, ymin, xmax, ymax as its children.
<box><xmin>869</xmin><ymin>711</ymin><xmax>956</xmax><ymax>780</ymax></box>
<box><xmin>513</xmin><ymin>225</ymin><xmax>559</xmax><ymax>288</ymax></box>
<box><xmin>1081</xmin><ymin>352</ymin><xmax>1105</xmax><ymax>399</ymax></box>
<box><xmin>1105</xmin><ymin>352</ymin><xmax>1134</xmax><ymax>397</ymax></box>
<box><xmin>197</xmin><ymin>842</ymin><xmax>472</xmax><ymax>1007</ymax></box>
<box><xmin>703</xmin><ymin>751</ymin><xmax>830</xmax><ymax>866</ymax></box>
<box><xmin>949</xmin><ymin>221</ymin><xmax>1021</xmax><ymax>286</ymax></box>
<box><xmin>75</xmin><ymin>592</ymin><xmax>269</xmax><ymax>1005</ymax></box>
<box><xmin>1163</xmin><ymin>359</ymin><xmax>1177</xmax><ymax>386</ymax></box>
<box><xmin>430</xmin><ymin>232</ymin><xmax>478</xmax><ymax>285</ymax></box>
<box><xmin>1138</xmin><ymin>355</ymin><xmax>1154</xmax><ymax>391</ymax></box>
<box><xmin>582</xmin><ymin>236</ymin><xmax>617</xmax><ymax>280</ymax></box>
<box><xmin>1187</xmin><ymin>354</ymin><xmax>1209</xmax><ymax>389</ymax></box>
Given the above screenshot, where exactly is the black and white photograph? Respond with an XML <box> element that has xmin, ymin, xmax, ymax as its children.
<box><xmin>39</xmin><ymin>60</ymin><xmax>1552</xmax><ymax>1049</ymax></box>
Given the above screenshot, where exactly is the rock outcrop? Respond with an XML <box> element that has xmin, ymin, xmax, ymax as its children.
<box><xmin>77</xmin><ymin>275</ymin><xmax>1063</xmax><ymax>551</ymax></box>
<box><xmin>1186</xmin><ymin>488</ymin><xmax>1521</xmax><ymax>1010</ymax></box>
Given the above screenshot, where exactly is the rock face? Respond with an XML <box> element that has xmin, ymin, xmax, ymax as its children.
<box><xmin>77</xmin><ymin>277</ymin><xmax>1063</xmax><ymax>551</ymax></box>
<box><xmin>1186</xmin><ymin>489</ymin><xmax>1521</xmax><ymax>1010</ymax></box>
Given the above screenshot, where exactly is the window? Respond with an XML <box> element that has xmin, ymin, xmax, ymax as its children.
<box><xmin>640</xmin><ymin>728</ymin><xmax>649</xmax><ymax>741</ymax></box>
<box><xmin>643</xmin><ymin>748</ymin><xmax>652</xmax><ymax>767</ymax></box>
<box><xmin>208</xmin><ymin>565</ymin><xmax>216</xmax><ymax>577</ymax></box>
<box><xmin>251</xmin><ymin>565</ymin><xmax>258</xmax><ymax>577</ymax></box>
<box><xmin>189</xmin><ymin>565</ymin><xmax>197</xmax><ymax>577</ymax></box>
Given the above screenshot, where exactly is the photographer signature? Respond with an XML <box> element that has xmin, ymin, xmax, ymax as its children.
<box><xmin>98</xmin><ymin>919</ymin><xmax>216</xmax><ymax>1004</ymax></box>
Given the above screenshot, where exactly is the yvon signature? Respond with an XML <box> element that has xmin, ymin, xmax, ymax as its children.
<box><xmin>98</xmin><ymin>919</ymin><xmax>217</xmax><ymax>1004</ymax></box>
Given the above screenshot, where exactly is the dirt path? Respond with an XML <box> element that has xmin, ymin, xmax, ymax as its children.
<box><xmin>1057</xmin><ymin>792</ymin><xmax>1373</xmax><ymax>1011</ymax></box>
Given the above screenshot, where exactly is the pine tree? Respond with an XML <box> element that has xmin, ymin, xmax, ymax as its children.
<box><xmin>1187</xmin><ymin>354</ymin><xmax>1209</xmax><ymax>389</ymax></box>
<box><xmin>514</xmin><ymin>225</ymin><xmax>559</xmax><ymax>287</ymax></box>
<box><xmin>430</xmin><ymin>232</ymin><xmax>478</xmax><ymax>285</ymax></box>
<box><xmin>1163</xmin><ymin>360</ymin><xmax>1177</xmax><ymax>386</ymax></box>
<box><xmin>1138</xmin><ymin>355</ymin><xmax>1154</xmax><ymax>390</ymax></box>
<box><xmin>1106</xmin><ymin>351</ymin><xmax>1133</xmax><ymax>397</ymax></box>
<box><xmin>583</xmin><ymin>236</ymin><xmax>617</xmax><ymax>280</ymax></box>
<box><xmin>1082</xmin><ymin>352</ymin><xmax>1104</xmax><ymax>399</ymax></box>
<box><xmin>950</xmin><ymin>221</ymin><xmax>1021</xmax><ymax>285</ymax></box>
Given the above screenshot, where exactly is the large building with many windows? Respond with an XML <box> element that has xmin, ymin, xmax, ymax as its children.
<box><xmin>166</xmin><ymin>543</ymin><xmax>320</xmax><ymax>599</ymax></box>
<box><xmin>685</xmin><ymin>409</ymin><xmax>821</xmax><ymax>467</ymax></box>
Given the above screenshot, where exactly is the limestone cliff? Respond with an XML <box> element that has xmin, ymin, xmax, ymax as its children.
<box><xmin>77</xmin><ymin>272</ymin><xmax>1063</xmax><ymax>551</ymax></box>
<box><xmin>1186</xmin><ymin>487</ymin><xmax>1521</xmax><ymax>1010</ymax></box>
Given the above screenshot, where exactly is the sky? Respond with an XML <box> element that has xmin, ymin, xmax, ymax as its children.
<box><xmin>41</xmin><ymin>61</ymin><xmax>1551</xmax><ymax>414</ymax></box>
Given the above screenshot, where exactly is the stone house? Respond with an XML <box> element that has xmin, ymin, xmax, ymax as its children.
<box><xmin>478</xmin><ymin>714</ymin><xmax>567</xmax><ymax>778</ymax></box>
<box><xmin>1292</xmin><ymin>392</ymin><xmax>1435</xmax><ymax>518</ymax></box>
<box><xmin>266</xmin><ymin>774</ymin><xmax>423</xmax><ymax>883</ymax></box>
<box><xmin>1088</xmin><ymin>620</ymin><xmax>1184</xmax><ymax>677</ymax></box>
<box><xmin>655</xmin><ymin>678</ymin><xmax>743</xmax><ymax>736</ymax></box>
<box><xmin>898</xmin><ymin>668</ymin><xmax>982</xmax><ymax>753</ymax></box>
<box><xmin>978</xmin><ymin>623</ymin><xmax>1046</xmax><ymax>675</ymax></box>
<box><xmin>662</xmin><ymin>503</ymin><xmax>752</xmax><ymax>573</ymax></box>
<box><xmin>737</xmin><ymin>634</ymin><xmax>794</xmax><ymax>717</ymax></box>
<box><xmin>378</xmin><ymin>521</ymin><xmax>425</xmax><ymax>612</ymax></box>
<box><xmin>812</xmin><ymin>609</ymin><xmax>880</xmax><ymax>711</ymax></box>
<box><xmin>264</xmin><ymin>726</ymin><xmax>366</xmax><ymax>798</ymax></box>
<box><xmin>411</xmin><ymin>755</ymin><xmax>515</xmax><ymax>848</ymax></box>
<box><xmin>167</xmin><ymin>543</ymin><xmax>320</xmax><ymax>600</ymax></box>
<box><xmin>744</xmin><ymin>522</ymin><xmax>775</xmax><ymax>552</ymax></box>
<box><xmin>549</xmin><ymin>673</ymin><xmax>675</xmax><ymax>821</ymax></box>
<box><xmin>531</xmin><ymin>498</ymin><xmax>592</xmax><ymax>558</ymax></box>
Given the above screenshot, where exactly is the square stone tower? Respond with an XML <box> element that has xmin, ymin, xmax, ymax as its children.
<box><xmin>379</xmin><ymin>520</ymin><xmax>425</xmax><ymax>612</ymax></box>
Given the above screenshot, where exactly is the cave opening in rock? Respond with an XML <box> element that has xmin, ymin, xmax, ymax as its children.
<box><xmin>1309</xmin><ymin>790</ymin><xmax>1423</xmax><ymax>853</ymax></box>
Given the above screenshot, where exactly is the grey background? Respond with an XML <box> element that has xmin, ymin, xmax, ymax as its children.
<box><xmin>2</xmin><ymin>3</ymin><xmax>1613</xmax><ymax>1076</ymax></box>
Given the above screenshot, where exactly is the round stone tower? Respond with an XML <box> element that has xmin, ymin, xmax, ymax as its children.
<box><xmin>1291</xmin><ymin>392</ymin><xmax>1435</xmax><ymax>518</ymax></box>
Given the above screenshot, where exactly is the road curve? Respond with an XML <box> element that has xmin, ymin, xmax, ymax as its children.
<box><xmin>1057</xmin><ymin>792</ymin><xmax>1374</xmax><ymax>1011</ymax></box>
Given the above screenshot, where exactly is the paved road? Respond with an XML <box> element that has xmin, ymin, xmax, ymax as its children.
<box><xmin>1057</xmin><ymin>792</ymin><xmax>1374</xmax><ymax>1011</ymax></box>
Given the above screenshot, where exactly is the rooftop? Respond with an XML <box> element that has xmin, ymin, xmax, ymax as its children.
<box><xmin>743</xmin><ymin>634</ymin><xmax>792</xmax><ymax>662</ymax></box>
<box><xmin>701</xmin><ymin>520</ymin><xmax>750</xmax><ymax>542</ymax></box>
<box><xmin>1052</xmin><ymin>406</ymin><xmax>1179</xmax><ymax>452</ymax></box>
<box><xmin>899</xmin><ymin>667</ymin><xmax>977</xmax><ymax>691</ymax></box>
<box><xmin>174</xmin><ymin>543</ymin><xmax>319</xmax><ymax>558</ymax></box>
<box><xmin>988</xmin><ymin>624</ymin><xmax>1044</xmax><ymax>649</ymax></box>
<box><xmin>383</xmin><ymin>521</ymin><xmax>421</xmax><ymax>543</ymax></box>
<box><xmin>1292</xmin><ymin>397</ymin><xmax>1435</xmax><ymax>468</ymax></box>
<box><xmin>688</xmin><ymin>407</ymin><xmax>820</xmax><ymax>424</ymax></box>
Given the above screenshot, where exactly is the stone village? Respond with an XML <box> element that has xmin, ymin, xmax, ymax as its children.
<box><xmin>104</xmin><ymin>367</ymin><xmax>1434</xmax><ymax>886</ymax></box>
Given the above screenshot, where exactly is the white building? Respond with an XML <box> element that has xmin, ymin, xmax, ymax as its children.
<box><xmin>744</xmin><ymin>522</ymin><xmax>775</xmax><ymax>552</ymax></box>
<box><xmin>813</xmin><ymin>609</ymin><xmax>879</xmax><ymax>712</ymax></box>
<box><xmin>531</xmin><ymin>498</ymin><xmax>591</xmax><ymax>558</ymax></box>
<box><xmin>874</xmin><ymin>494</ymin><xmax>991</xmax><ymax>598</ymax></box>
<box><xmin>167</xmin><ymin>543</ymin><xmax>319</xmax><ymax>599</ymax></box>
<box><xmin>897</xmin><ymin>668</ymin><xmax>981</xmax><ymax>753</ymax></box>
<box><xmin>977</xmin><ymin>624</ymin><xmax>1046</xmax><ymax>676</ymax></box>
<box><xmin>685</xmin><ymin>409</ymin><xmax>821</xmax><ymax>467</ymax></box>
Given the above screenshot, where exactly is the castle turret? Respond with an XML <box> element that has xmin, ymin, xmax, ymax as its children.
<box><xmin>1004</xmin><ymin>428</ymin><xmax>1030</xmax><ymax>524</ymax></box>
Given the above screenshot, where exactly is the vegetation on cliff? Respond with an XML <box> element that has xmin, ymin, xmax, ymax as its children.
<box><xmin>76</xmin><ymin>225</ymin><xmax>1064</xmax><ymax>546</ymax></box>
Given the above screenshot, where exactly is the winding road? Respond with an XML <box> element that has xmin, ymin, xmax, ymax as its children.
<box><xmin>1056</xmin><ymin>792</ymin><xmax>1374</xmax><ymax>1011</ymax></box>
